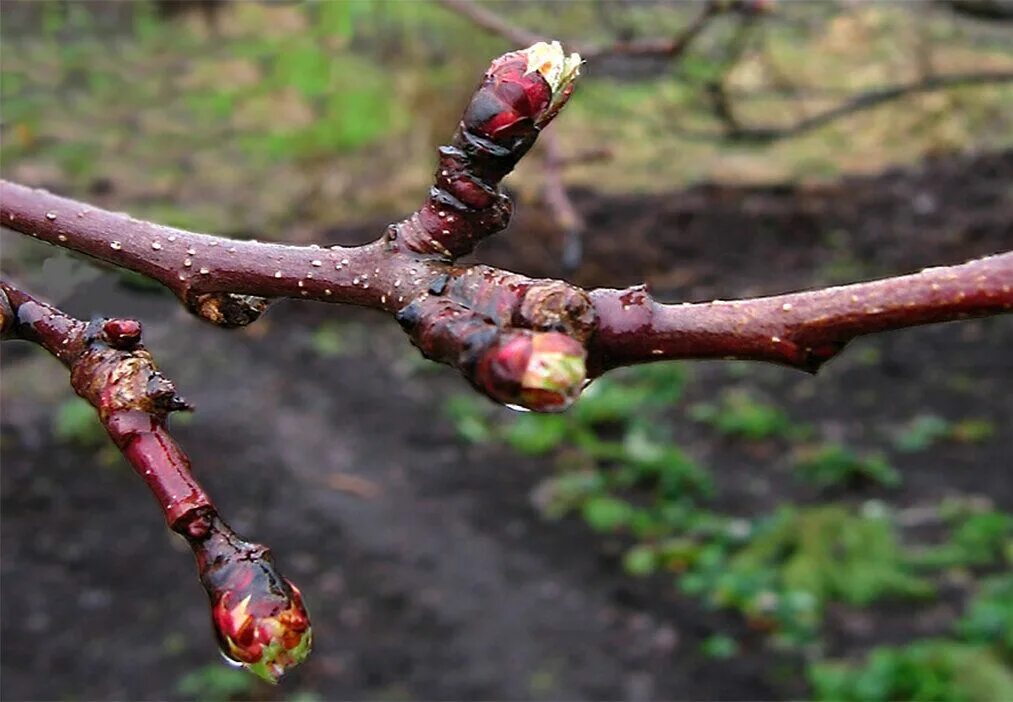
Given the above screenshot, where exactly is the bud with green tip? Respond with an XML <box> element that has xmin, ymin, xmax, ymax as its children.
<box><xmin>210</xmin><ymin>577</ymin><xmax>312</xmax><ymax>683</ymax></box>
<box><xmin>476</xmin><ymin>331</ymin><xmax>587</xmax><ymax>412</ymax></box>
<box><xmin>186</xmin><ymin>514</ymin><xmax>312</xmax><ymax>683</ymax></box>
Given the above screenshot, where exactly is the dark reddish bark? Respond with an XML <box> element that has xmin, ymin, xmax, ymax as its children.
<box><xmin>394</xmin><ymin>47</ymin><xmax>577</xmax><ymax>258</ymax></box>
<box><xmin>587</xmin><ymin>255</ymin><xmax>1013</xmax><ymax>374</ymax></box>
<box><xmin>4</xmin><ymin>177</ymin><xmax>1010</xmax><ymax>391</ymax></box>
<box><xmin>0</xmin><ymin>281</ymin><xmax>311</xmax><ymax>682</ymax></box>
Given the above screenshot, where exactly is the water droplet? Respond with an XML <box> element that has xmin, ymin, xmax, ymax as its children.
<box><xmin>187</xmin><ymin>247</ymin><xmax>196</xmax><ymax>255</ymax></box>
<box><xmin>58</xmin><ymin>234</ymin><xmax>67</xmax><ymax>242</ymax></box>
<box><xmin>110</xmin><ymin>241</ymin><xmax>122</xmax><ymax>250</ymax></box>
<box><xmin>45</xmin><ymin>211</ymin><xmax>57</xmax><ymax>221</ymax></box>
<box><xmin>274</xmin><ymin>271</ymin><xmax>282</xmax><ymax>278</ymax></box>
<box><xmin>151</xmin><ymin>241</ymin><xmax>162</xmax><ymax>250</ymax></box>
<box><xmin>167</xmin><ymin>235</ymin><xmax>177</xmax><ymax>242</ymax></box>
<box><xmin>781</xmin><ymin>303</ymin><xmax>793</xmax><ymax>311</ymax></box>
<box><xmin>504</xmin><ymin>403</ymin><xmax>531</xmax><ymax>413</ymax></box>
<box><xmin>311</xmin><ymin>260</ymin><xmax>322</xmax><ymax>267</ymax></box>
<box><xmin>218</xmin><ymin>649</ymin><xmax>246</xmax><ymax>669</ymax></box>
<box><xmin>199</xmin><ymin>268</ymin><xmax>209</xmax><ymax>275</ymax></box>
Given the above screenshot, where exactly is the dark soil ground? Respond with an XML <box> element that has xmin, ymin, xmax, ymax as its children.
<box><xmin>2</xmin><ymin>150</ymin><xmax>1011</xmax><ymax>701</ymax></box>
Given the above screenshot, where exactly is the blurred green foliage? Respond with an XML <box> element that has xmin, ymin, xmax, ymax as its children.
<box><xmin>794</xmin><ymin>443</ymin><xmax>900</xmax><ymax>489</ymax></box>
<box><xmin>445</xmin><ymin>356</ymin><xmax>1011</xmax><ymax>687</ymax></box>
<box><xmin>309</xmin><ymin>321</ymin><xmax>350</xmax><ymax>359</ymax></box>
<box><xmin>958</xmin><ymin>573</ymin><xmax>1013</xmax><ymax>657</ymax></box>
<box><xmin>176</xmin><ymin>663</ymin><xmax>256</xmax><ymax>702</ymax></box>
<box><xmin>53</xmin><ymin>397</ymin><xmax>105</xmax><ymax>448</ymax></box>
<box><xmin>809</xmin><ymin>641</ymin><xmax>1013</xmax><ymax>702</ymax></box>
<box><xmin>912</xmin><ymin>508</ymin><xmax>1013</xmax><ymax>570</ymax></box>
<box><xmin>894</xmin><ymin>415</ymin><xmax>996</xmax><ymax>453</ymax></box>
<box><xmin>689</xmin><ymin>389</ymin><xmax>810</xmax><ymax>441</ymax></box>
<box><xmin>678</xmin><ymin>505</ymin><xmax>932</xmax><ymax>646</ymax></box>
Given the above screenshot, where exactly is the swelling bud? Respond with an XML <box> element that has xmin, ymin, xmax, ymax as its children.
<box><xmin>476</xmin><ymin>331</ymin><xmax>586</xmax><ymax>412</ymax></box>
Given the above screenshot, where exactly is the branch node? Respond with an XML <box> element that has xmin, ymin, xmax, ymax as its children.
<box><xmin>190</xmin><ymin>292</ymin><xmax>272</xmax><ymax>328</ymax></box>
<box><xmin>518</xmin><ymin>280</ymin><xmax>597</xmax><ymax>340</ymax></box>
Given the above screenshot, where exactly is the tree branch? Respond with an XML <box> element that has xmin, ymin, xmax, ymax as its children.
<box><xmin>6</xmin><ymin>177</ymin><xmax>1010</xmax><ymax>392</ymax></box>
<box><xmin>3</xmin><ymin>44</ymin><xmax>1012</xmax><ymax>409</ymax></box>
<box><xmin>437</xmin><ymin>0</ymin><xmax>724</xmax><ymax>61</ymax></box>
<box><xmin>711</xmin><ymin>70</ymin><xmax>1013</xmax><ymax>143</ymax></box>
<box><xmin>588</xmin><ymin>254</ymin><xmax>1013</xmax><ymax>374</ymax></box>
<box><xmin>540</xmin><ymin>128</ymin><xmax>587</xmax><ymax>272</ymax></box>
<box><xmin>0</xmin><ymin>280</ymin><xmax>312</xmax><ymax>682</ymax></box>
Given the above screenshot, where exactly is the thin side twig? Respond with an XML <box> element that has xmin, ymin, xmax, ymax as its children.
<box><xmin>0</xmin><ymin>281</ymin><xmax>312</xmax><ymax>682</ymax></box>
<box><xmin>438</xmin><ymin>0</ymin><xmax>722</xmax><ymax>61</ymax></box>
<box><xmin>704</xmin><ymin>71</ymin><xmax>1013</xmax><ymax>143</ymax></box>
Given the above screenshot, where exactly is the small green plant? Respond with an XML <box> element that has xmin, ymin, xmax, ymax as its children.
<box><xmin>893</xmin><ymin>415</ymin><xmax>995</xmax><ymax>453</ymax></box>
<box><xmin>948</xmin><ymin>419</ymin><xmax>995</xmax><ymax>444</ymax></box>
<box><xmin>53</xmin><ymin>397</ymin><xmax>106</xmax><ymax>448</ymax></box>
<box><xmin>958</xmin><ymin>573</ymin><xmax>1013</xmax><ymax>656</ymax></box>
<box><xmin>176</xmin><ymin>664</ymin><xmax>257</xmax><ymax>702</ymax></box>
<box><xmin>689</xmin><ymin>390</ymin><xmax>809</xmax><ymax>441</ymax></box>
<box><xmin>893</xmin><ymin>415</ymin><xmax>953</xmax><ymax>453</ymax></box>
<box><xmin>308</xmin><ymin>321</ymin><xmax>350</xmax><ymax>359</ymax></box>
<box><xmin>808</xmin><ymin>641</ymin><xmax>1013</xmax><ymax>702</ymax></box>
<box><xmin>794</xmin><ymin>443</ymin><xmax>901</xmax><ymax>489</ymax></box>
<box><xmin>680</xmin><ymin>505</ymin><xmax>933</xmax><ymax>645</ymax></box>
<box><xmin>444</xmin><ymin>395</ymin><xmax>494</xmax><ymax>444</ymax></box>
<box><xmin>913</xmin><ymin>508</ymin><xmax>1013</xmax><ymax>569</ymax></box>
<box><xmin>701</xmin><ymin>633</ymin><xmax>739</xmax><ymax>659</ymax></box>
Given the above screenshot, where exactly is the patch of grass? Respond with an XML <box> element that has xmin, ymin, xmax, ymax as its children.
<box><xmin>701</xmin><ymin>633</ymin><xmax>740</xmax><ymax>659</ymax></box>
<box><xmin>913</xmin><ymin>508</ymin><xmax>1013</xmax><ymax>570</ymax></box>
<box><xmin>794</xmin><ymin>443</ymin><xmax>901</xmax><ymax>489</ymax></box>
<box><xmin>53</xmin><ymin>397</ymin><xmax>105</xmax><ymax>448</ymax></box>
<box><xmin>808</xmin><ymin>641</ymin><xmax>1013</xmax><ymax>702</ymax></box>
<box><xmin>679</xmin><ymin>505</ymin><xmax>933</xmax><ymax>646</ymax></box>
<box><xmin>894</xmin><ymin>415</ymin><xmax>953</xmax><ymax>453</ymax></box>
<box><xmin>444</xmin><ymin>395</ymin><xmax>493</xmax><ymax>444</ymax></box>
<box><xmin>176</xmin><ymin>664</ymin><xmax>257</xmax><ymax>702</ymax></box>
<box><xmin>308</xmin><ymin>322</ymin><xmax>349</xmax><ymax>359</ymax></box>
<box><xmin>958</xmin><ymin>573</ymin><xmax>1013</xmax><ymax>656</ymax></box>
<box><xmin>894</xmin><ymin>415</ymin><xmax>995</xmax><ymax>453</ymax></box>
<box><xmin>689</xmin><ymin>390</ymin><xmax>810</xmax><ymax>441</ymax></box>
<box><xmin>445</xmin><ymin>370</ymin><xmax>941</xmax><ymax>650</ymax></box>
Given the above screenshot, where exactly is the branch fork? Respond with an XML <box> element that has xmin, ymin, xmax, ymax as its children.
<box><xmin>2</xmin><ymin>39</ymin><xmax>1011</xmax><ymax>681</ymax></box>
